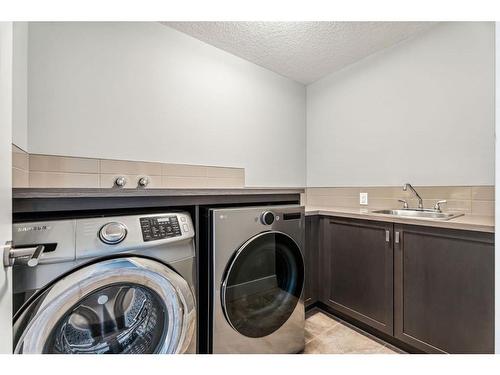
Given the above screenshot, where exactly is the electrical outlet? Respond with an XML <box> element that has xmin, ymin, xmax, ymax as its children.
<box><xmin>359</xmin><ymin>192</ymin><xmax>368</xmax><ymax>205</ymax></box>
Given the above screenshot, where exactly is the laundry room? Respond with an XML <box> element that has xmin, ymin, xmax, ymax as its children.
<box><xmin>0</xmin><ymin>1</ymin><xmax>499</xmax><ymax>373</ymax></box>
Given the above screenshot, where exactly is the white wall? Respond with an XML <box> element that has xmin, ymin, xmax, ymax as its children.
<box><xmin>27</xmin><ymin>22</ymin><xmax>306</xmax><ymax>187</ymax></box>
<box><xmin>495</xmin><ymin>21</ymin><xmax>499</xmax><ymax>354</ymax></box>
<box><xmin>307</xmin><ymin>22</ymin><xmax>495</xmax><ymax>187</ymax></box>
<box><xmin>12</xmin><ymin>22</ymin><xmax>27</xmax><ymax>151</ymax></box>
<box><xmin>0</xmin><ymin>22</ymin><xmax>13</xmax><ymax>354</ymax></box>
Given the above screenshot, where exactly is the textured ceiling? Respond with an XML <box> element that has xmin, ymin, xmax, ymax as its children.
<box><xmin>163</xmin><ymin>22</ymin><xmax>438</xmax><ymax>84</ymax></box>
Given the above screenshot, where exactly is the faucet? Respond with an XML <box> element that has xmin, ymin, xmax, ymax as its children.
<box><xmin>403</xmin><ymin>183</ymin><xmax>423</xmax><ymax>209</ymax></box>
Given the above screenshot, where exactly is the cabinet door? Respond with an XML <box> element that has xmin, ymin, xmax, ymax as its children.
<box><xmin>304</xmin><ymin>216</ymin><xmax>319</xmax><ymax>307</ymax></box>
<box><xmin>394</xmin><ymin>224</ymin><xmax>494</xmax><ymax>353</ymax></box>
<box><xmin>322</xmin><ymin>217</ymin><xmax>394</xmax><ymax>335</ymax></box>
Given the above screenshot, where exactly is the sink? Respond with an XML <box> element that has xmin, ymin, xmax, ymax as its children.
<box><xmin>371</xmin><ymin>209</ymin><xmax>464</xmax><ymax>221</ymax></box>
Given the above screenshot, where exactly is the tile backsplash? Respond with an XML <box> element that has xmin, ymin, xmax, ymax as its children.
<box><xmin>12</xmin><ymin>145</ymin><xmax>29</xmax><ymax>188</ymax></box>
<box><xmin>12</xmin><ymin>144</ymin><xmax>495</xmax><ymax>217</ymax></box>
<box><xmin>12</xmin><ymin>145</ymin><xmax>245</xmax><ymax>189</ymax></box>
<box><xmin>306</xmin><ymin>186</ymin><xmax>495</xmax><ymax>216</ymax></box>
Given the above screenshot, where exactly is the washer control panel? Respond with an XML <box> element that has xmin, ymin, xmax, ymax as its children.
<box><xmin>75</xmin><ymin>212</ymin><xmax>194</xmax><ymax>259</ymax></box>
<box><xmin>140</xmin><ymin>215</ymin><xmax>182</xmax><ymax>242</ymax></box>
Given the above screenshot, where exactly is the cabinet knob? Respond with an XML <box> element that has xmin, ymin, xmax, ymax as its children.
<box><xmin>385</xmin><ymin>230</ymin><xmax>390</xmax><ymax>243</ymax></box>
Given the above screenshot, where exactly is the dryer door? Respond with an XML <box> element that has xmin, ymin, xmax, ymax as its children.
<box><xmin>14</xmin><ymin>257</ymin><xmax>195</xmax><ymax>354</ymax></box>
<box><xmin>221</xmin><ymin>231</ymin><xmax>304</xmax><ymax>338</ymax></box>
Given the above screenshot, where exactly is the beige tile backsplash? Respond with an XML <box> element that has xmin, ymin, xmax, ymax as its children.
<box><xmin>12</xmin><ymin>145</ymin><xmax>29</xmax><ymax>188</ymax></box>
<box><xmin>472</xmin><ymin>186</ymin><xmax>495</xmax><ymax>201</ymax></box>
<box><xmin>206</xmin><ymin>177</ymin><xmax>244</xmax><ymax>188</ymax></box>
<box><xmin>29</xmin><ymin>171</ymin><xmax>100</xmax><ymax>189</ymax></box>
<box><xmin>162</xmin><ymin>163</ymin><xmax>207</xmax><ymax>177</ymax></box>
<box><xmin>29</xmin><ymin>154</ymin><xmax>99</xmax><ymax>174</ymax></box>
<box><xmin>162</xmin><ymin>176</ymin><xmax>208</xmax><ymax>188</ymax></box>
<box><xmin>12</xmin><ymin>145</ymin><xmax>29</xmax><ymax>170</ymax></box>
<box><xmin>11</xmin><ymin>145</ymin><xmax>495</xmax><ymax>216</ymax></box>
<box><xmin>12</xmin><ymin>167</ymin><xmax>29</xmax><ymax>188</ymax></box>
<box><xmin>306</xmin><ymin>186</ymin><xmax>495</xmax><ymax>217</ymax></box>
<box><xmin>471</xmin><ymin>200</ymin><xmax>495</xmax><ymax>216</ymax></box>
<box><xmin>100</xmin><ymin>159</ymin><xmax>162</xmax><ymax>176</ymax></box>
<box><xmin>12</xmin><ymin>145</ymin><xmax>245</xmax><ymax>189</ymax></box>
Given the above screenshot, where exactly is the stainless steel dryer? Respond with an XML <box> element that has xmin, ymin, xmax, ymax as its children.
<box><xmin>209</xmin><ymin>205</ymin><xmax>305</xmax><ymax>353</ymax></box>
<box><xmin>10</xmin><ymin>212</ymin><xmax>197</xmax><ymax>354</ymax></box>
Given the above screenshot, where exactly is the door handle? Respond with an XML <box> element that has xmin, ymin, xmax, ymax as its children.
<box><xmin>385</xmin><ymin>230</ymin><xmax>390</xmax><ymax>243</ymax></box>
<box><xmin>395</xmin><ymin>231</ymin><xmax>400</xmax><ymax>244</ymax></box>
<box><xmin>3</xmin><ymin>241</ymin><xmax>45</xmax><ymax>267</ymax></box>
<box><xmin>2</xmin><ymin>240</ymin><xmax>12</xmax><ymax>267</ymax></box>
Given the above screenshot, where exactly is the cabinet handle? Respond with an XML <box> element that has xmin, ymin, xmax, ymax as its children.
<box><xmin>395</xmin><ymin>231</ymin><xmax>400</xmax><ymax>244</ymax></box>
<box><xmin>385</xmin><ymin>230</ymin><xmax>390</xmax><ymax>243</ymax></box>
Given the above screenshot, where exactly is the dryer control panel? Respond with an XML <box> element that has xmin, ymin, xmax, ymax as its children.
<box><xmin>140</xmin><ymin>215</ymin><xmax>182</xmax><ymax>241</ymax></box>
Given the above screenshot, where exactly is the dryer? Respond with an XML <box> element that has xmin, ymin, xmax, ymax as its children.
<box><xmin>209</xmin><ymin>205</ymin><xmax>305</xmax><ymax>353</ymax></box>
<box><xmin>11</xmin><ymin>212</ymin><xmax>197</xmax><ymax>354</ymax></box>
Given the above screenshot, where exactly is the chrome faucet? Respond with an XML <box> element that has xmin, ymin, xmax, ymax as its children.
<box><xmin>403</xmin><ymin>183</ymin><xmax>423</xmax><ymax>209</ymax></box>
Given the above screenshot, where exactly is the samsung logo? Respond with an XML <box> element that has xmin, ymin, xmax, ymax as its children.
<box><xmin>17</xmin><ymin>225</ymin><xmax>51</xmax><ymax>232</ymax></box>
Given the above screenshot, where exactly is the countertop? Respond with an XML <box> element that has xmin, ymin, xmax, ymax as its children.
<box><xmin>12</xmin><ymin>188</ymin><xmax>304</xmax><ymax>214</ymax></box>
<box><xmin>13</xmin><ymin>187</ymin><xmax>305</xmax><ymax>198</ymax></box>
<box><xmin>306</xmin><ymin>206</ymin><xmax>494</xmax><ymax>233</ymax></box>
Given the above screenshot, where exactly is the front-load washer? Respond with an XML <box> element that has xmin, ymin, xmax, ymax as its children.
<box><xmin>11</xmin><ymin>212</ymin><xmax>196</xmax><ymax>354</ymax></box>
<box><xmin>209</xmin><ymin>205</ymin><xmax>305</xmax><ymax>353</ymax></box>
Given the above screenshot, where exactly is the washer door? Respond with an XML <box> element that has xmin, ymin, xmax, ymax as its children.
<box><xmin>221</xmin><ymin>231</ymin><xmax>304</xmax><ymax>338</ymax></box>
<box><xmin>14</xmin><ymin>257</ymin><xmax>195</xmax><ymax>354</ymax></box>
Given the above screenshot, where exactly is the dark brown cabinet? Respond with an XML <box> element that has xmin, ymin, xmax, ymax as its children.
<box><xmin>304</xmin><ymin>216</ymin><xmax>320</xmax><ymax>307</ymax></box>
<box><xmin>321</xmin><ymin>217</ymin><xmax>394</xmax><ymax>335</ymax></box>
<box><xmin>394</xmin><ymin>224</ymin><xmax>494</xmax><ymax>353</ymax></box>
<box><xmin>310</xmin><ymin>215</ymin><xmax>495</xmax><ymax>354</ymax></box>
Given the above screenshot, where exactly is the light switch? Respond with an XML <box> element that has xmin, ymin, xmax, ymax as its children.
<box><xmin>359</xmin><ymin>192</ymin><xmax>368</xmax><ymax>205</ymax></box>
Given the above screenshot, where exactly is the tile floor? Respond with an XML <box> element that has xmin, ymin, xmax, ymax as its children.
<box><xmin>303</xmin><ymin>311</ymin><xmax>401</xmax><ymax>354</ymax></box>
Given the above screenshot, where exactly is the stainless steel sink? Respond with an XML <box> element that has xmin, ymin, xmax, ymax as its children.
<box><xmin>371</xmin><ymin>209</ymin><xmax>464</xmax><ymax>221</ymax></box>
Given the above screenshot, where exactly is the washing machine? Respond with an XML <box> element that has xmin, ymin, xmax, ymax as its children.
<box><xmin>10</xmin><ymin>212</ymin><xmax>196</xmax><ymax>354</ymax></box>
<box><xmin>209</xmin><ymin>205</ymin><xmax>305</xmax><ymax>353</ymax></box>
